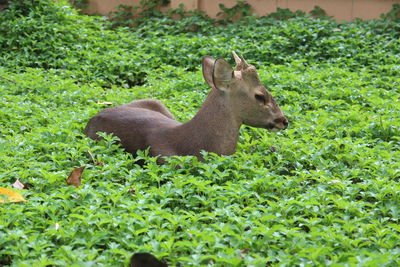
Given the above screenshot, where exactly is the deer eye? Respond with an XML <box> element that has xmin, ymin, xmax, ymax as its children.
<box><xmin>255</xmin><ymin>94</ymin><xmax>266</xmax><ymax>104</ymax></box>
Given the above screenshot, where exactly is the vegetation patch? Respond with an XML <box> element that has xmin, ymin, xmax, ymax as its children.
<box><xmin>0</xmin><ymin>1</ymin><xmax>399</xmax><ymax>266</ymax></box>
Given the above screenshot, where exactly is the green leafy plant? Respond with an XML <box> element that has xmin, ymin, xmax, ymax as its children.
<box><xmin>107</xmin><ymin>0</ymin><xmax>170</xmax><ymax>28</ymax></box>
<box><xmin>380</xmin><ymin>3</ymin><xmax>400</xmax><ymax>22</ymax></box>
<box><xmin>68</xmin><ymin>0</ymin><xmax>89</xmax><ymax>10</ymax></box>
<box><xmin>266</xmin><ymin>8</ymin><xmax>306</xmax><ymax>20</ymax></box>
<box><xmin>309</xmin><ymin>5</ymin><xmax>332</xmax><ymax>19</ymax></box>
<box><xmin>107</xmin><ymin>4</ymin><xmax>139</xmax><ymax>28</ymax></box>
<box><xmin>217</xmin><ymin>0</ymin><xmax>253</xmax><ymax>23</ymax></box>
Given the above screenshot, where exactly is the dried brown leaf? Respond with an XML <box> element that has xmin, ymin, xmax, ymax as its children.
<box><xmin>13</xmin><ymin>179</ymin><xmax>25</xmax><ymax>190</ymax></box>
<box><xmin>241</xmin><ymin>248</ymin><xmax>249</xmax><ymax>253</ymax></box>
<box><xmin>87</xmin><ymin>150</ymin><xmax>105</xmax><ymax>166</ymax></box>
<box><xmin>96</xmin><ymin>160</ymin><xmax>105</xmax><ymax>166</ymax></box>
<box><xmin>66</xmin><ymin>166</ymin><xmax>86</xmax><ymax>188</ymax></box>
<box><xmin>0</xmin><ymin>187</ymin><xmax>26</xmax><ymax>203</ymax></box>
<box><xmin>239</xmin><ymin>248</ymin><xmax>249</xmax><ymax>259</ymax></box>
<box><xmin>129</xmin><ymin>187</ymin><xmax>136</xmax><ymax>194</ymax></box>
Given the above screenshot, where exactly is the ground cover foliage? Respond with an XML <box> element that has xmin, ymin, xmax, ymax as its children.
<box><xmin>0</xmin><ymin>0</ymin><xmax>399</xmax><ymax>266</ymax></box>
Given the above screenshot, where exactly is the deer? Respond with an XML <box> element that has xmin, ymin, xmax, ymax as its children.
<box><xmin>84</xmin><ymin>52</ymin><xmax>288</xmax><ymax>163</ymax></box>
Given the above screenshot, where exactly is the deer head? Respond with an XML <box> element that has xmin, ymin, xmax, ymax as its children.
<box><xmin>202</xmin><ymin>52</ymin><xmax>288</xmax><ymax>131</ymax></box>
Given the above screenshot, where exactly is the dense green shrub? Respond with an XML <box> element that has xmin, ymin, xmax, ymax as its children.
<box><xmin>1</xmin><ymin>1</ymin><xmax>399</xmax><ymax>86</ymax></box>
<box><xmin>0</xmin><ymin>1</ymin><xmax>399</xmax><ymax>266</ymax></box>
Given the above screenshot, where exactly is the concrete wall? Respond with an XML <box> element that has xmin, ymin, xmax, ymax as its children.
<box><xmin>85</xmin><ymin>0</ymin><xmax>400</xmax><ymax>21</ymax></box>
<box><xmin>85</xmin><ymin>0</ymin><xmax>142</xmax><ymax>15</ymax></box>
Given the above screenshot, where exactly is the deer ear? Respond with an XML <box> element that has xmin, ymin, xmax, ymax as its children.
<box><xmin>202</xmin><ymin>56</ymin><xmax>216</xmax><ymax>87</ymax></box>
<box><xmin>213</xmin><ymin>58</ymin><xmax>233</xmax><ymax>91</ymax></box>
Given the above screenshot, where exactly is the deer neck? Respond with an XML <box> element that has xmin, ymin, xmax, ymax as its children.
<box><xmin>177</xmin><ymin>88</ymin><xmax>241</xmax><ymax>156</ymax></box>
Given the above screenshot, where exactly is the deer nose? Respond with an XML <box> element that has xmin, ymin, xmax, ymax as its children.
<box><xmin>283</xmin><ymin>118</ymin><xmax>289</xmax><ymax>129</ymax></box>
<box><xmin>274</xmin><ymin>117</ymin><xmax>289</xmax><ymax>129</ymax></box>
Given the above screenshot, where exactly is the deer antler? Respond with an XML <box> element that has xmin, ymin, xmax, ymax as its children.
<box><xmin>232</xmin><ymin>51</ymin><xmax>250</xmax><ymax>70</ymax></box>
<box><xmin>232</xmin><ymin>51</ymin><xmax>241</xmax><ymax>65</ymax></box>
<box><xmin>240</xmin><ymin>55</ymin><xmax>249</xmax><ymax>68</ymax></box>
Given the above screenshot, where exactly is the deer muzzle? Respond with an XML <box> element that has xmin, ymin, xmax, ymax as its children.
<box><xmin>268</xmin><ymin>117</ymin><xmax>289</xmax><ymax>132</ymax></box>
